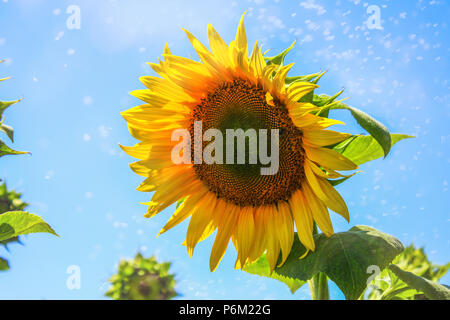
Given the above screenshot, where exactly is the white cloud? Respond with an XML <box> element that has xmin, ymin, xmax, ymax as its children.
<box><xmin>299</xmin><ymin>0</ymin><xmax>326</xmax><ymax>16</ymax></box>
<box><xmin>98</xmin><ymin>125</ymin><xmax>111</xmax><ymax>138</ymax></box>
<box><xmin>83</xmin><ymin>96</ymin><xmax>93</xmax><ymax>106</ymax></box>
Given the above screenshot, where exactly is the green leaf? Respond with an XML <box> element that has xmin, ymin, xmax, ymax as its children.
<box><xmin>265</xmin><ymin>40</ymin><xmax>296</xmax><ymax>66</ymax></box>
<box><xmin>245</xmin><ymin>225</ymin><xmax>404</xmax><ymax>300</ymax></box>
<box><xmin>333</xmin><ymin>134</ymin><xmax>414</xmax><ymax>166</ymax></box>
<box><xmin>389</xmin><ymin>264</ymin><xmax>450</xmax><ymax>300</ymax></box>
<box><xmin>0</xmin><ymin>211</ymin><xmax>58</xmax><ymax>242</ymax></box>
<box><xmin>243</xmin><ymin>253</ymin><xmax>306</xmax><ymax>294</ymax></box>
<box><xmin>329</xmin><ymin>102</ymin><xmax>392</xmax><ymax>157</ymax></box>
<box><xmin>0</xmin><ymin>122</ymin><xmax>14</xmax><ymax>142</ymax></box>
<box><xmin>0</xmin><ymin>99</ymin><xmax>20</xmax><ymax>120</ymax></box>
<box><xmin>0</xmin><ymin>139</ymin><xmax>29</xmax><ymax>157</ymax></box>
<box><xmin>0</xmin><ymin>257</ymin><xmax>9</xmax><ymax>271</ymax></box>
<box><xmin>365</xmin><ymin>244</ymin><xmax>450</xmax><ymax>300</ymax></box>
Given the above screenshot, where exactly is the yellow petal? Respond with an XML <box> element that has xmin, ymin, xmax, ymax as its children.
<box><xmin>263</xmin><ymin>65</ymin><xmax>277</xmax><ymax>86</ymax></box>
<box><xmin>209</xmin><ymin>205</ymin><xmax>239</xmax><ymax>271</ymax></box>
<box><xmin>288</xmin><ymin>102</ymin><xmax>320</xmax><ymax>120</ymax></box>
<box><xmin>235</xmin><ymin>206</ymin><xmax>255</xmax><ymax>268</ymax></box>
<box><xmin>119</xmin><ymin>142</ymin><xmax>152</xmax><ymax>160</ymax></box>
<box><xmin>121</xmin><ymin>105</ymin><xmax>186</xmax><ymax>122</ymax></box>
<box><xmin>182</xmin><ymin>29</ymin><xmax>224</xmax><ymax>76</ymax></box>
<box><xmin>186</xmin><ymin>192</ymin><xmax>217</xmax><ymax>257</ymax></box>
<box><xmin>317</xmin><ymin>177</ymin><xmax>350</xmax><ymax>222</ymax></box>
<box><xmin>303</xmin><ymin>129</ymin><xmax>351</xmax><ymax>147</ymax></box>
<box><xmin>235</xmin><ymin>12</ymin><xmax>248</xmax><ymax>58</ymax></box>
<box><xmin>275</xmin><ymin>202</ymin><xmax>294</xmax><ymax>266</ymax></box>
<box><xmin>248</xmin><ymin>206</ymin><xmax>267</xmax><ymax>262</ymax></box>
<box><xmin>308</xmin><ymin>117</ymin><xmax>345</xmax><ymax>129</ymax></box>
<box><xmin>164</xmin><ymin>43</ymin><xmax>171</xmax><ymax>55</ymax></box>
<box><xmin>139</xmin><ymin>76</ymin><xmax>194</xmax><ymax>103</ymax></box>
<box><xmin>287</xmin><ymin>82</ymin><xmax>319</xmax><ymax>102</ymax></box>
<box><xmin>273</xmin><ymin>63</ymin><xmax>294</xmax><ymax>93</ymax></box>
<box><xmin>305</xmin><ymin>146</ymin><xmax>358</xmax><ymax>171</ymax></box>
<box><xmin>291</xmin><ymin>113</ymin><xmax>322</xmax><ymax>128</ymax></box>
<box><xmin>306</xmin><ymin>158</ymin><xmax>356</xmax><ymax>179</ymax></box>
<box><xmin>158</xmin><ymin>187</ymin><xmax>210</xmax><ymax>236</ymax></box>
<box><xmin>249</xmin><ymin>41</ymin><xmax>266</xmax><ymax>78</ymax></box>
<box><xmin>288</xmin><ymin>190</ymin><xmax>315</xmax><ymax>251</ymax></box>
<box><xmin>304</xmin><ymin>161</ymin><xmax>349</xmax><ymax>220</ymax></box>
<box><xmin>130</xmin><ymin>90</ymin><xmax>169</xmax><ymax>107</ymax></box>
<box><xmin>302</xmin><ymin>184</ymin><xmax>334</xmax><ymax>237</ymax></box>
<box><xmin>264</xmin><ymin>205</ymin><xmax>281</xmax><ymax>272</ymax></box>
<box><xmin>207</xmin><ymin>24</ymin><xmax>233</xmax><ymax>68</ymax></box>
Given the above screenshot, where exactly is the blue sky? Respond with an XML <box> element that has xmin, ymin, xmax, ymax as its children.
<box><xmin>0</xmin><ymin>0</ymin><xmax>449</xmax><ymax>299</ymax></box>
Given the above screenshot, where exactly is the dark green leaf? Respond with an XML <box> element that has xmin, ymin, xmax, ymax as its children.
<box><xmin>333</xmin><ymin>134</ymin><xmax>414</xmax><ymax>166</ymax></box>
<box><xmin>243</xmin><ymin>253</ymin><xmax>306</xmax><ymax>294</ymax></box>
<box><xmin>245</xmin><ymin>225</ymin><xmax>404</xmax><ymax>300</ymax></box>
<box><xmin>389</xmin><ymin>264</ymin><xmax>450</xmax><ymax>300</ymax></box>
<box><xmin>0</xmin><ymin>211</ymin><xmax>58</xmax><ymax>242</ymax></box>
<box><xmin>329</xmin><ymin>102</ymin><xmax>392</xmax><ymax>157</ymax></box>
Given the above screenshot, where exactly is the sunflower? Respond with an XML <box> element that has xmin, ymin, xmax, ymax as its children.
<box><xmin>121</xmin><ymin>14</ymin><xmax>358</xmax><ymax>272</ymax></box>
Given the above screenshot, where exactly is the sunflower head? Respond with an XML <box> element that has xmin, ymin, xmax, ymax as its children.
<box><xmin>121</xmin><ymin>14</ymin><xmax>358</xmax><ymax>272</ymax></box>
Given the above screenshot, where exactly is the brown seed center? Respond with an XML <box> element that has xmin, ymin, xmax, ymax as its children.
<box><xmin>189</xmin><ymin>79</ymin><xmax>305</xmax><ymax>207</ymax></box>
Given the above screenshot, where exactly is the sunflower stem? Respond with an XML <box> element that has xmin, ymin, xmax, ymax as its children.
<box><xmin>308</xmin><ymin>273</ymin><xmax>330</xmax><ymax>300</ymax></box>
<box><xmin>308</xmin><ymin>224</ymin><xmax>330</xmax><ymax>300</ymax></box>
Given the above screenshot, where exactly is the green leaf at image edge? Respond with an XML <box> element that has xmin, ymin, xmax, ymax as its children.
<box><xmin>0</xmin><ymin>100</ymin><xmax>20</xmax><ymax>119</ymax></box>
<box><xmin>0</xmin><ymin>211</ymin><xmax>59</xmax><ymax>242</ymax></box>
<box><xmin>244</xmin><ymin>225</ymin><xmax>404</xmax><ymax>300</ymax></box>
<box><xmin>365</xmin><ymin>245</ymin><xmax>450</xmax><ymax>300</ymax></box>
<box><xmin>389</xmin><ymin>264</ymin><xmax>450</xmax><ymax>300</ymax></box>
<box><xmin>0</xmin><ymin>257</ymin><xmax>9</xmax><ymax>271</ymax></box>
<box><xmin>333</xmin><ymin>134</ymin><xmax>414</xmax><ymax>166</ymax></box>
<box><xmin>0</xmin><ymin>139</ymin><xmax>29</xmax><ymax>157</ymax></box>
<box><xmin>0</xmin><ymin>122</ymin><xmax>14</xmax><ymax>142</ymax></box>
